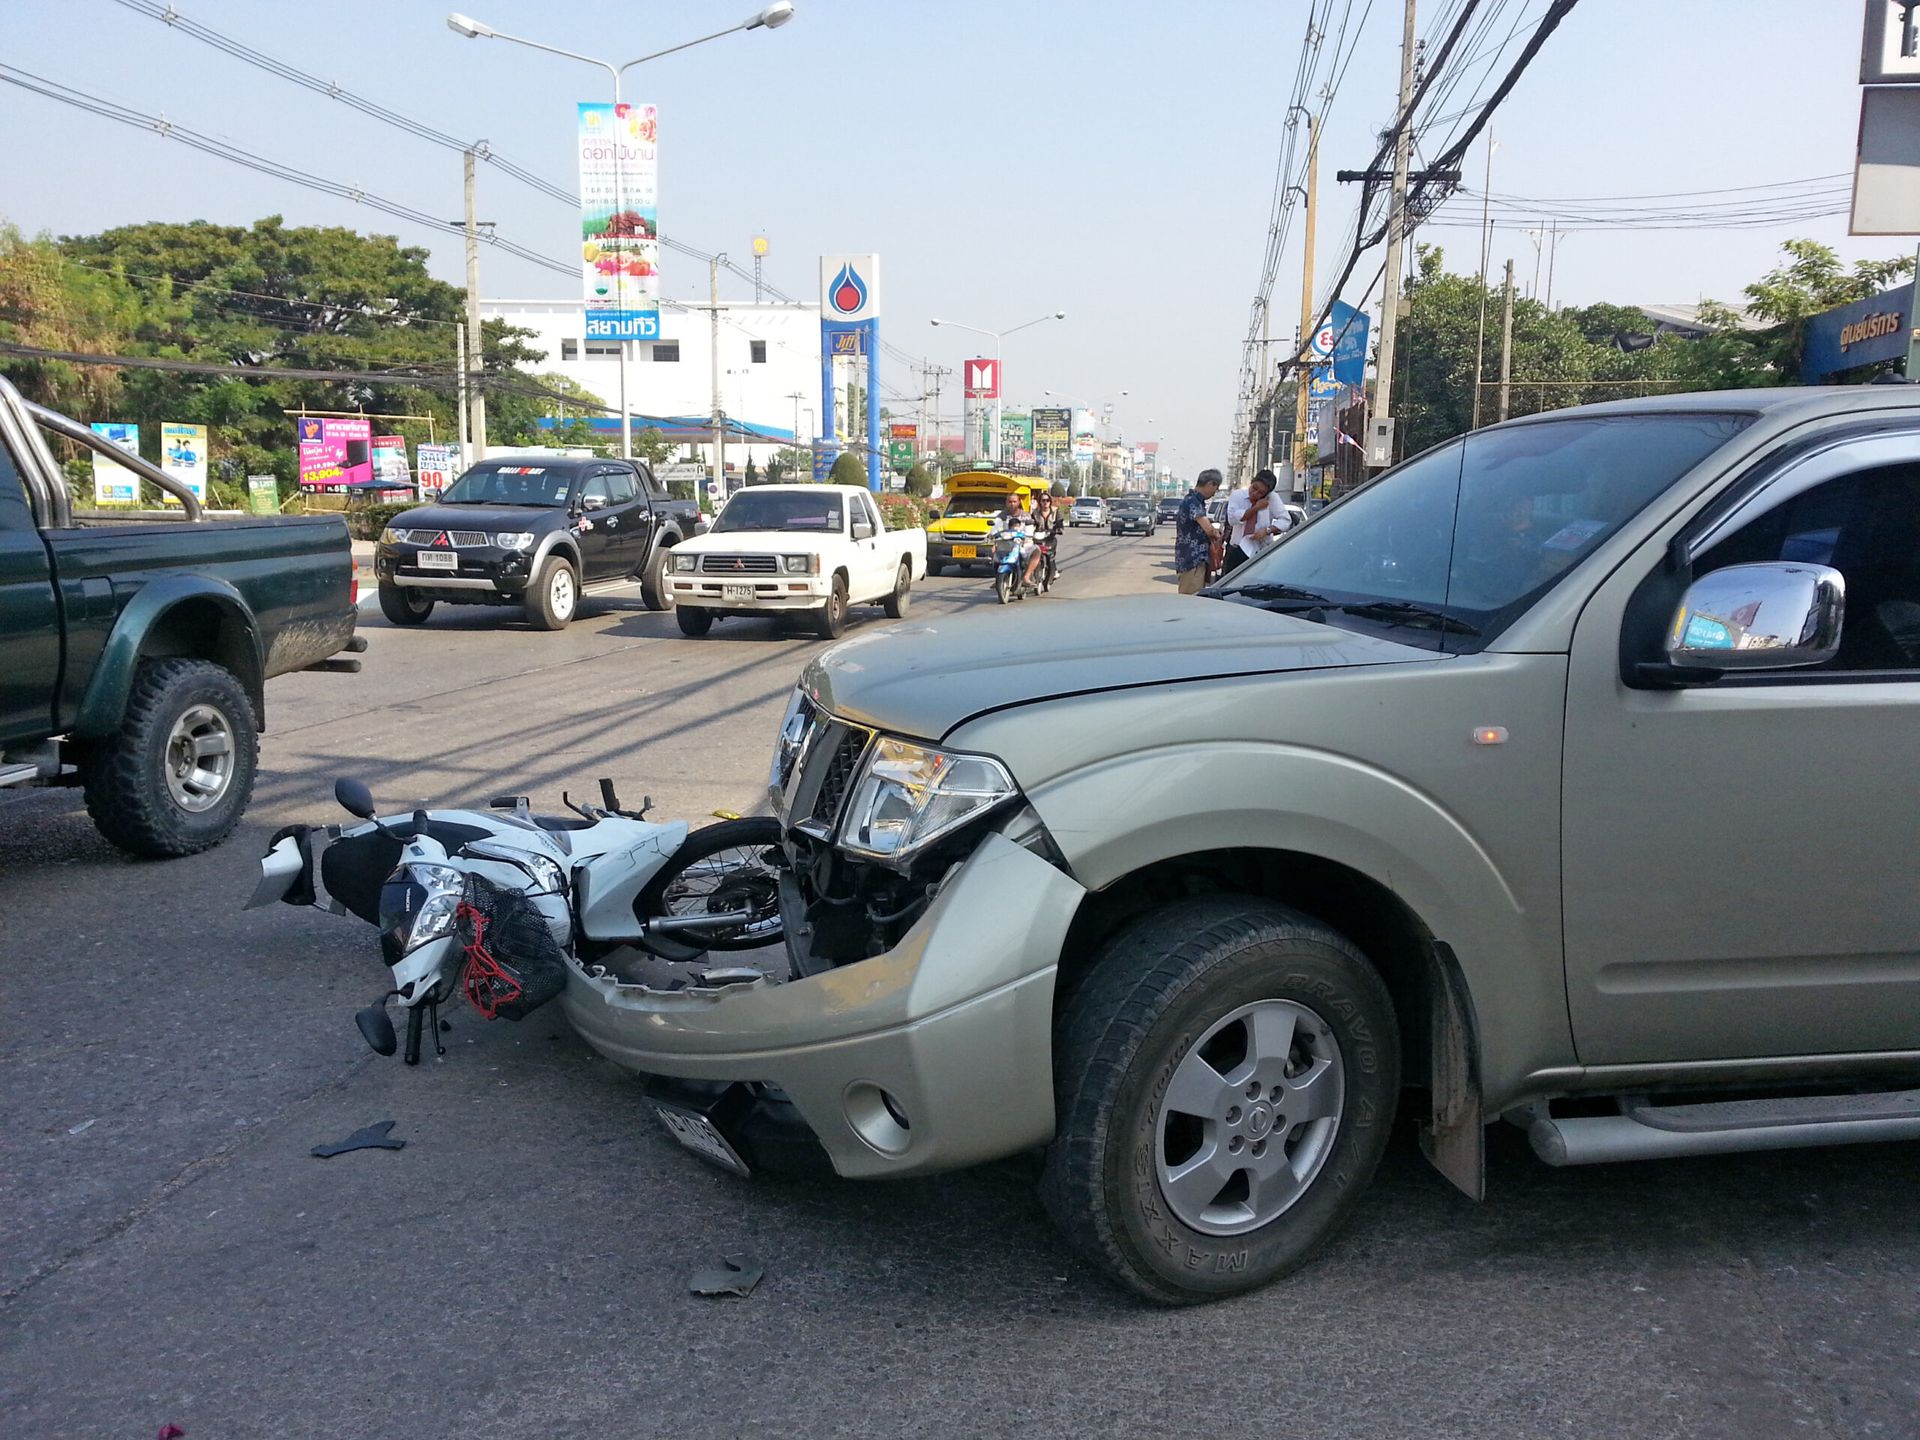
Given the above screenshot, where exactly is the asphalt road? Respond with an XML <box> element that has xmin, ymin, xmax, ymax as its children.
<box><xmin>4</xmin><ymin>529</ymin><xmax>1918</xmax><ymax>1440</ymax></box>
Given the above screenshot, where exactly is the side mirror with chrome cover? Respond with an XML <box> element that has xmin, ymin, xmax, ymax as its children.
<box><xmin>581</xmin><ymin>494</ymin><xmax>608</xmax><ymax>512</ymax></box>
<box><xmin>1661</xmin><ymin>561</ymin><xmax>1845</xmax><ymax>677</ymax></box>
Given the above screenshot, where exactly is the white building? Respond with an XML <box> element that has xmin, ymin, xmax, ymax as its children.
<box><xmin>481</xmin><ymin>298</ymin><xmax>821</xmax><ymax>468</ymax></box>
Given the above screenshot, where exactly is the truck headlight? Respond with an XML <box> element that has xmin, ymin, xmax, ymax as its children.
<box><xmin>379</xmin><ymin>526</ymin><xmax>401</xmax><ymax>546</ymax></box>
<box><xmin>673</xmin><ymin>552</ymin><xmax>699</xmax><ymax>573</ymax></box>
<box><xmin>840</xmin><ymin>738</ymin><xmax>1016</xmax><ymax>863</ymax></box>
<box><xmin>781</xmin><ymin>554</ymin><xmax>819</xmax><ymax>574</ymax></box>
<box><xmin>494</xmin><ymin>532</ymin><xmax>535</xmax><ymax>551</ymax></box>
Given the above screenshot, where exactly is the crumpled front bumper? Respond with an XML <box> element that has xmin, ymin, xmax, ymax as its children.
<box><xmin>560</xmin><ymin>832</ymin><xmax>1085</xmax><ymax>1178</ymax></box>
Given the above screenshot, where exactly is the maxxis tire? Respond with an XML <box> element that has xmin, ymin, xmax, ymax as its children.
<box><xmin>676</xmin><ymin>606</ymin><xmax>714</xmax><ymax>637</ymax></box>
<box><xmin>641</xmin><ymin>546</ymin><xmax>675</xmax><ymax>612</ymax></box>
<box><xmin>80</xmin><ymin>658</ymin><xmax>259</xmax><ymax>859</ymax></box>
<box><xmin>883</xmin><ymin>561</ymin><xmax>912</xmax><ymax>619</ymax></box>
<box><xmin>377</xmin><ymin>581</ymin><xmax>433</xmax><ymax>626</ymax></box>
<box><xmin>1041</xmin><ymin>895</ymin><xmax>1399</xmax><ymax>1305</ymax></box>
<box><xmin>812</xmin><ymin>574</ymin><xmax>848</xmax><ymax>640</ymax></box>
<box><xmin>637</xmin><ymin>815</ymin><xmax>785</xmax><ymax>958</ymax></box>
<box><xmin>524</xmin><ymin>557</ymin><xmax>577</xmax><ymax>630</ymax></box>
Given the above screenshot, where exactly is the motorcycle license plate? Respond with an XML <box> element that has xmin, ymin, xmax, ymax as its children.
<box><xmin>721</xmin><ymin>584</ymin><xmax>756</xmax><ymax>603</ymax></box>
<box><xmin>652</xmin><ymin>1102</ymin><xmax>751</xmax><ymax>1177</ymax></box>
<box><xmin>952</xmin><ymin>545</ymin><xmax>977</xmax><ymax>559</ymax></box>
<box><xmin>416</xmin><ymin>551</ymin><xmax>458</xmax><ymax>570</ymax></box>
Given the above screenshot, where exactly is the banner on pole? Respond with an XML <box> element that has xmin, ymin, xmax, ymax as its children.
<box><xmin>579</xmin><ymin>102</ymin><xmax>661</xmax><ymax>341</ymax></box>
<box><xmin>159</xmin><ymin>422</ymin><xmax>208</xmax><ymax>506</ymax></box>
<box><xmin>90</xmin><ymin>422</ymin><xmax>140</xmax><ymax>505</ymax></box>
<box><xmin>1070</xmin><ymin>408</ymin><xmax>1097</xmax><ymax>464</ymax></box>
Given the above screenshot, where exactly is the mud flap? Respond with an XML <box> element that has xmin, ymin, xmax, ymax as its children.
<box><xmin>1419</xmin><ymin>941</ymin><xmax>1485</xmax><ymax>1201</ymax></box>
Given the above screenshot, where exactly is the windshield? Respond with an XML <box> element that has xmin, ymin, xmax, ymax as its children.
<box><xmin>940</xmin><ymin>492</ymin><xmax>1020</xmax><ymax>516</ymax></box>
<box><xmin>1219</xmin><ymin>413</ymin><xmax>1751</xmax><ymax>651</ymax></box>
<box><xmin>438</xmin><ymin>464</ymin><xmax>574</xmax><ymax>507</ymax></box>
<box><xmin>713</xmin><ymin>490</ymin><xmax>843</xmax><ymax>533</ymax></box>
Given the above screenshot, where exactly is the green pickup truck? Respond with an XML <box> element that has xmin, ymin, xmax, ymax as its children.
<box><xmin>0</xmin><ymin>376</ymin><xmax>361</xmax><ymax>857</ymax></box>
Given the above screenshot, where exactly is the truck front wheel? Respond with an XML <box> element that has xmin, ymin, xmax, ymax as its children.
<box><xmin>1042</xmin><ymin>896</ymin><xmax>1399</xmax><ymax>1304</ymax></box>
<box><xmin>641</xmin><ymin>546</ymin><xmax>675</xmax><ymax>612</ymax></box>
<box><xmin>377</xmin><ymin>580</ymin><xmax>433</xmax><ymax>626</ymax></box>
<box><xmin>524</xmin><ymin>557</ymin><xmax>577</xmax><ymax>630</ymax></box>
<box><xmin>81</xmin><ymin>657</ymin><xmax>259</xmax><ymax>858</ymax></box>
<box><xmin>812</xmin><ymin>574</ymin><xmax>848</xmax><ymax>640</ymax></box>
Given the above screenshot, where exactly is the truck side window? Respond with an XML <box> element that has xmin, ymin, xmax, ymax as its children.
<box><xmin>0</xmin><ymin>440</ymin><xmax>32</xmax><ymax>533</ymax></box>
<box><xmin>601</xmin><ymin>466</ymin><xmax>637</xmax><ymax>505</ymax></box>
<box><xmin>1693</xmin><ymin>461</ymin><xmax>1920</xmax><ymax>671</ymax></box>
<box><xmin>637</xmin><ymin>464</ymin><xmax>664</xmax><ymax>500</ymax></box>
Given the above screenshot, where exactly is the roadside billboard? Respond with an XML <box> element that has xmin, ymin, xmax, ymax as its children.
<box><xmin>416</xmin><ymin>442</ymin><xmax>458</xmax><ymax>499</ymax></box>
<box><xmin>579</xmin><ymin>101</ymin><xmax>661</xmax><ymax>342</ymax></box>
<box><xmin>90</xmin><ymin>422</ymin><xmax>139</xmax><ymax>505</ymax></box>
<box><xmin>296</xmin><ymin>416</ymin><xmax>372</xmax><ymax>489</ymax></box>
<box><xmin>1032</xmin><ymin>406</ymin><xmax>1069</xmax><ymax>459</ymax></box>
<box><xmin>999</xmin><ymin>411</ymin><xmax>1032</xmax><ymax>460</ymax></box>
<box><xmin>158</xmin><ymin>422</ymin><xmax>208</xmax><ymax>506</ymax></box>
<box><xmin>963</xmin><ymin>358</ymin><xmax>999</xmax><ymax>398</ymax></box>
<box><xmin>372</xmin><ymin>435</ymin><xmax>412</xmax><ymax>489</ymax></box>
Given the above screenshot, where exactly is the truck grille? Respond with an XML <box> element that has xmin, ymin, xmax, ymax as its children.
<box><xmin>395</xmin><ymin>528</ymin><xmax>490</xmax><ymax>548</ymax></box>
<box><xmin>700</xmin><ymin>553</ymin><xmax>779</xmax><ymax>575</ymax></box>
<box><xmin>774</xmin><ymin>696</ymin><xmax>873</xmax><ymax>838</ymax></box>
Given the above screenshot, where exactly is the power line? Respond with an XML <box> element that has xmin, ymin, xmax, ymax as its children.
<box><xmin>108</xmin><ymin>0</ymin><xmax>794</xmax><ymax>304</ymax></box>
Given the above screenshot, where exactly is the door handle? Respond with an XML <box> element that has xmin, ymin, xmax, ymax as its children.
<box><xmin>607</xmin><ymin>517</ymin><xmax>618</xmax><ymax>528</ymax></box>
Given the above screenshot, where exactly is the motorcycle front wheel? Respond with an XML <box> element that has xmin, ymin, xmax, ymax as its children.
<box><xmin>637</xmin><ymin>816</ymin><xmax>785</xmax><ymax>955</ymax></box>
<box><xmin>995</xmin><ymin>570</ymin><xmax>1013</xmax><ymax>605</ymax></box>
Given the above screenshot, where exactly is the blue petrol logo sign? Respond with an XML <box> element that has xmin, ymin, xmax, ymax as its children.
<box><xmin>819</xmin><ymin>254</ymin><xmax>880</xmax><ymax>322</ymax></box>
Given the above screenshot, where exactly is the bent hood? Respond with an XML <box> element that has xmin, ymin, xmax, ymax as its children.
<box><xmin>801</xmin><ymin>594</ymin><xmax>1438</xmax><ymax>740</ymax></box>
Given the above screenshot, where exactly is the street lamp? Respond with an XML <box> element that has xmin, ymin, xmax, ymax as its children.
<box><xmin>446</xmin><ymin>5</ymin><xmax>797</xmax><ymax>463</ymax></box>
<box><xmin>930</xmin><ymin>311</ymin><xmax>1065</xmax><ymax>464</ymax></box>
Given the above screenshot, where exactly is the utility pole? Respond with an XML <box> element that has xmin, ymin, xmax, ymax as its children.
<box><xmin>1293</xmin><ymin>113</ymin><xmax>1320</xmax><ymax>476</ymax></box>
<box><xmin>463</xmin><ymin>148</ymin><xmax>488</xmax><ymax>460</ymax></box>
<box><xmin>1369</xmin><ymin>0</ymin><xmax>1418</xmax><ymax>468</ymax></box>
<box><xmin>786</xmin><ymin>390</ymin><xmax>805</xmax><ymax>460</ymax></box>
<box><xmin>1498</xmin><ymin>257</ymin><xmax>1515</xmax><ymax>423</ymax></box>
<box><xmin>1545</xmin><ymin>217</ymin><xmax>1561</xmax><ymax>311</ymax></box>
<box><xmin>1470</xmin><ymin>129</ymin><xmax>1495</xmax><ymax>429</ymax></box>
<box><xmin>708</xmin><ymin>256</ymin><xmax>724</xmax><ymax>514</ymax></box>
<box><xmin>455</xmin><ymin>321</ymin><xmax>472</xmax><ymax>467</ymax></box>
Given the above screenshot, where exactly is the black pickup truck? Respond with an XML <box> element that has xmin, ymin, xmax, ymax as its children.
<box><xmin>0</xmin><ymin>377</ymin><xmax>361</xmax><ymax>857</ymax></box>
<box><xmin>372</xmin><ymin>454</ymin><xmax>700</xmax><ymax>629</ymax></box>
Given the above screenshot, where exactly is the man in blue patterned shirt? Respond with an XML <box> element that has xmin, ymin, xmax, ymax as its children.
<box><xmin>1174</xmin><ymin>469</ymin><xmax>1224</xmax><ymax>594</ymax></box>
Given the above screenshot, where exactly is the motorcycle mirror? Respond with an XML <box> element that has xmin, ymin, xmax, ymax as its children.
<box><xmin>355</xmin><ymin>1002</ymin><xmax>398</xmax><ymax>1056</ymax></box>
<box><xmin>335</xmin><ymin>777</ymin><xmax>377</xmax><ymax>819</ymax></box>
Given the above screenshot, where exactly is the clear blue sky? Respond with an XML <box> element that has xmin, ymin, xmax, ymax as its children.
<box><xmin>0</xmin><ymin>0</ymin><xmax>1896</xmax><ymax>473</ymax></box>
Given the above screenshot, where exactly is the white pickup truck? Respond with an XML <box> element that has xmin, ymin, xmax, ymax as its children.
<box><xmin>665</xmin><ymin>484</ymin><xmax>926</xmax><ymax>639</ymax></box>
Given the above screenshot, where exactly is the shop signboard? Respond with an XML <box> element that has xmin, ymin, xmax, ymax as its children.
<box><xmin>90</xmin><ymin>422</ymin><xmax>140</xmax><ymax>505</ymax></box>
<box><xmin>887</xmin><ymin>421</ymin><xmax>917</xmax><ymax>471</ymax></box>
<box><xmin>1071</xmin><ymin>408</ymin><xmax>1097</xmax><ymax>464</ymax></box>
<box><xmin>1032</xmin><ymin>407</ymin><xmax>1070</xmax><ymax>459</ymax></box>
<box><xmin>998</xmin><ymin>411</ymin><xmax>1032</xmax><ymax>461</ymax></box>
<box><xmin>246</xmin><ymin>474</ymin><xmax>280</xmax><ymax>515</ymax></box>
<box><xmin>579</xmin><ymin>101</ymin><xmax>661</xmax><ymax>341</ymax></box>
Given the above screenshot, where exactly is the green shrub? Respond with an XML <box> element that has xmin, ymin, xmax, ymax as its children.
<box><xmin>344</xmin><ymin>501</ymin><xmax>420</xmax><ymax>540</ymax></box>
<box><xmin>828</xmin><ymin>452</ymin><xmax>868</xmax><ymax>486</ymax></box>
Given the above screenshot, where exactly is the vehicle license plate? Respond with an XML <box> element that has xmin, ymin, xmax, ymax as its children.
<box><xmin>952</xmin><ymin>545</ymin><xmax>977</xmax><ymax>559</ymax></box>
<box><xmin>721</xmin><ymin>583</ymin><xmax>756</xmax><ymax>603</ymax></box>
<box><xmin>416</xmin><ymin>551</ymin><xmax>458</xmax><ymax>570</ymax></box>
<box><xmin>652</xmin><ymin>1102</ymin><xmax>751</xmax><ymax>1176</ymax></box>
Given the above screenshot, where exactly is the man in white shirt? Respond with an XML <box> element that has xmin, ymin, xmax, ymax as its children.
<box><xmin>1221</xmin><ymin>469</ymin><xmax>1290</xmax><ymax>577</ymax></box>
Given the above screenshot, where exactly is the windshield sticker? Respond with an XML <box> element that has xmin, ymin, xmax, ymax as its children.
<box><xmin>1541</xmin><ymin>518</ymin><xmax>1607</xmax><ymax>553</ymax></box>
<box><xmin>553</xmin><ymin>485</ymin><xmax>569</xmax><ymax>500</ymax></box>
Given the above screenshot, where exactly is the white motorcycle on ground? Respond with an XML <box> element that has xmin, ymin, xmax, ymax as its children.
<box><xmin>247</xmin><ymin>777</ymin><xmax>784</xmax><ymax>1064</ymax></box>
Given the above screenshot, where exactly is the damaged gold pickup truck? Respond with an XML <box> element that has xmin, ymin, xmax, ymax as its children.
<box><xmin>566</xmin><ymin>388</ymin><xmax>1920</xmax><ymax>1303</ymax></box>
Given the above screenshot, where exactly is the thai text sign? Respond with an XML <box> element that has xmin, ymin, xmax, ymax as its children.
<box><xmin>579</xmin><ymin>102</ymin><xmax>661</xmax><ymax>342</ymax></box>
<box><xmin>159</xmin><ymin>422</ymin><xmax>208</xmax><ymax>506</ymax></box>
<box><xmin>297</xmin><ymin>416</ymin><xmax>372</xmax><ymax>489</ymax></box>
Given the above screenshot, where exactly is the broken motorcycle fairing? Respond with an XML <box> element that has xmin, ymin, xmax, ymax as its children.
<box><xmin>248</xmin><ymin>778</ymin><xmax>784</xmax><ymax>1066</ymax></box>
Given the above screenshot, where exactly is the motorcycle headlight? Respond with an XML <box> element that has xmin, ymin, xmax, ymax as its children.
<box><xmin>493</xmin><ymin>532</ymin><xmax>535</xmax><ymax>552</ymax></box>
<box><xmin>379</xmin><ymin>526</ymin><xmax>401</xmax><ymax>546</ymax></box>
<box><xmin>465</xmin><ymin>840</ymin><xmax>565</xmax><ymax>896</ymax></box>
<box><xmin>673</xmin><ymin>552</ymin><xmax>699</xmax><ymax>573</ymax></box>
<box><xmin>781</xmin><ymin>554</ymin><xmax>819</xmax><ymax>574</ymax></box>
<box><xmin>840</xmin><ymin>738</ymin><xmax>1017</xmax><ymax>863</ymax></box>
<box><xmin>407</xmin><ymin>862</ymin><xmax>466</xmax><ymax>948</ymax></box>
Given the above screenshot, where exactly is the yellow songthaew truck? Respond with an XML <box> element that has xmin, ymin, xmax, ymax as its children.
<box><xmin>925</xmin><ymin>470</ymin><xmax>1049</xmax><ymax>575</ymax></box>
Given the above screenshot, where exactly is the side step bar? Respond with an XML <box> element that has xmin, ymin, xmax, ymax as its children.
<box><xmin>1527</xmin><ymin>1088</ymin><xmax>1920</xmax><ymax>1166</ymax></box>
